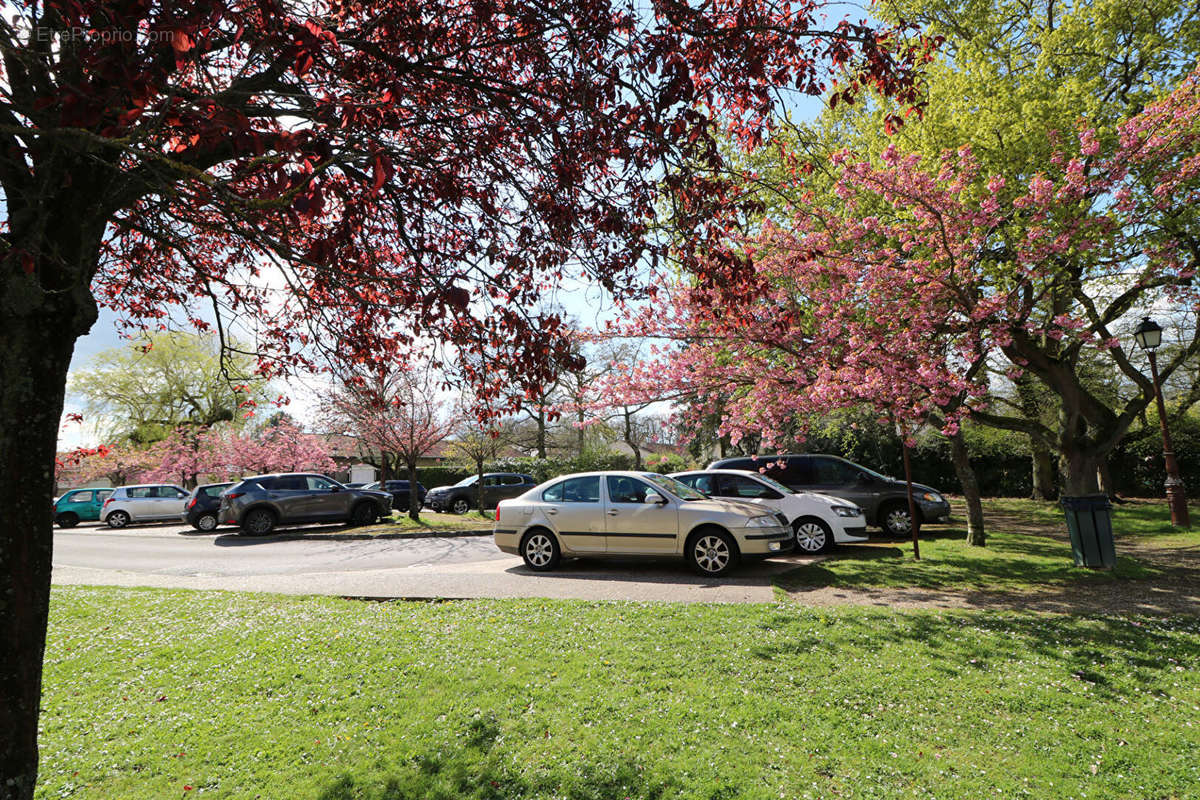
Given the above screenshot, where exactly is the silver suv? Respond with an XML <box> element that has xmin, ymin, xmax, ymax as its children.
<box><xmin>219</xmin><ymin>473</ymin><xmax>393</xmax><ymax>535</ymax></box>
<box><xmin>103</xmin><ymin>484</ymin><xmax>190</xmax><ymax>528</ymax></box>
<box><xmin>493</xmin><ymin>471</ymin><xmax>793</xmax><ymax>576</ymax></box>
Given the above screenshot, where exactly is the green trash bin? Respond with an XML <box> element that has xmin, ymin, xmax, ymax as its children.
<box><xmin>1060</xmin><ymin>494</ymin><xmax>1116</xmax><ymax>569</ymax></box>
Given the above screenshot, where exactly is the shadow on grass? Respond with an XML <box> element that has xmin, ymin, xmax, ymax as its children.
<box><xmin>751</xmin><ymin>609</ymin><xmax>1200</xmax><ymax>696</ymax></box>
<box><xmin>775</xmin><ymin>530</ymin><xmax>1158</xmax><ymax>593</ymax></box>
<box><xmin>315</xmin><ymin>713</ymin><xmax>684</xmax><ymax>800</ymax></box>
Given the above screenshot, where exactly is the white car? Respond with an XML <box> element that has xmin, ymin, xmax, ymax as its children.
<box><xmin>493</xmin><ymin>471</ymin><xmax>793</xmax><ymax>576</ymax></box>
<box><xmin>670</xmin><ymin>469</ymin><xmax>869</xmax><ymax>554</ymax></box>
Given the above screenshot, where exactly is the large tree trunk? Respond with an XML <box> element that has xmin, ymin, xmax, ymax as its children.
<box><xmin>1</xmin><ymin>283</ymin><xmax>96</xmax><ymax>799</ymax></box>
<box><xmin>1061</xmin><ymin>446</ymin><xmax>1103</xmax><ymax>496</ymax></box>
<box><xmin>1030</xmin><ymin>440</ymin><xmax>1058</xmax><ymax>500</ymax></box>
<box><xmin>947</xmin><ymin>431</ymin><xmax>985</xmax><ymax>546</ymax></box>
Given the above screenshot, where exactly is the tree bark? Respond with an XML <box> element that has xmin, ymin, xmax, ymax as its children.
<box><xmin>535</xmin><ymin>409</ymin><xmax>547</xmax><ymax>460</ymax></box>
<box><xmin>406</xmin><ymin>459</ymin><xmax>421</xmax><ymax>522</ymax></box>
<box><xmin>1</xmin><ymin>279</ymin><xmax>97</xmax><ymax>800</ymax></box>
<box><xmin>623</xmin><ymin>409</ymin><xmax>643</xmax><ymax>470</ymax></box>
<box><xmin>1062</xmin><ymin>447</ymin><xmax>1103</xmax><ymax>496</ymax></box>
<box><xmin>1030</xmin><ymin>440</ymin><xmax>1058</xmax><ymax>500</ymax></box>
<box><xmin>947</xmin><ymin>431</ymin><xmax>986</xmax><ymax>546</ymax></box>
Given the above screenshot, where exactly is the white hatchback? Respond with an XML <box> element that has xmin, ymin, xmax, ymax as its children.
<box><xmin>493</xmin><ymin>471</ymin><xmax>793</xmax><ymax>576</ymax></box>
<box><xmin>670</xmin><ymin>469</ymin><xmax>869</xmax><ymax>554</ymax></box>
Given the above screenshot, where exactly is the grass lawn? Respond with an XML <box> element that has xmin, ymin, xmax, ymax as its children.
<box><xmin>776</xmin><ymin>498</ymin><xmax>1198</xmax><ymax>594</ymax></box>
<box><xmin>352</xmin><ymin>510</ymin><xmax>494</xmax><ymax>536</ymax></box>
<box><xmin>39</xmin><ymin>586</ymin><xmax>1200</xmax><ymax>799</ymax></box>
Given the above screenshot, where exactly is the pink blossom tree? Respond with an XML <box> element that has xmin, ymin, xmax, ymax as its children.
<box><xmin>613</xmin><ymin>66</ymin><xmax>1200</xmax><ymax>536</ymax></box>
<box><xmin>240</xmin><ymin>418</ymin><xmax>337</xmax><ymax>476</ymax></box>
<box><xmin>321</xmin><ymin>369</ymin><xmax>458</xmax><ymax>519</ymax></box>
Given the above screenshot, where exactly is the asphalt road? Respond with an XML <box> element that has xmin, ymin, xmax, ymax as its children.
<box><xmin>51</xmin><ymin>521</ymin><xmax>812</xmax><ymax>603</ymax></box>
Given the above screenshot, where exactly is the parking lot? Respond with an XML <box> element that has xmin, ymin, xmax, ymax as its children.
<box><xmin>51</xmin><ymin>518</ymin><xmax>822</xmax><ymax>603</ymax></box>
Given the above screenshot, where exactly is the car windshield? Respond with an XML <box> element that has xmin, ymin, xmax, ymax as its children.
<box><xmin>452</xmin><ymin>475</ymin><xmax>478</xmax><ymax>488</ymax></box>
<box><xmin>852</xmin><ymin>461</ymin><xmax>892</xmax><ymax>482</ymax></box>
<box><xmin>749</xmin><ymin>473</ymin><xmax>795</xmax><ymax>494</ymax></box>
<box><xmin>641</xmin><ymin>473</ymin><xmax>707</xmax><ymax>501</ymax></box>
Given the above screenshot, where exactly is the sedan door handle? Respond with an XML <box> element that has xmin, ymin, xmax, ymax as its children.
<box><xmin>545</xmin><ymin>508</ymin><xmax>558</xmax><ymax>515</ymax></box>
<box><xmin>606</xmin><ymin>509</ymin><xmax>619</xmax><ymax>516</ymax></box>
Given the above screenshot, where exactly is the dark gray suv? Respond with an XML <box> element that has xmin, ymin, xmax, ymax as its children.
<box><xmin>706</xmin><ymin>454</ymin><xmax>950</xmax><ymax>536</ymax></box>
<box><xmin>220</xmin><ymin>473</ymin><xmax>393</xmax><ymax>535</ymax></box>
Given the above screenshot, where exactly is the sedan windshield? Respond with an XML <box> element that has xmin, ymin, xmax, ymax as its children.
<box><xmin>452</xmin><ymin>475</ymin><xmax>479</xmax><ymax>488</ymax></box>
<box><xmin>641</xmin><ymin>472</ymin><xmax>707</xmax><ymax>501</ymax></box>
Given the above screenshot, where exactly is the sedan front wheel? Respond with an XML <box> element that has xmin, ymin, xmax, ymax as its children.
<box><xmin>450</xmin><ymin>498</ymin><xmax>471</xmax><ymax>515</ymax></box>
<box><xmin>687</xmin><ymin>529</ymin><xmax>738</xmax><ymax>576</ymax></box>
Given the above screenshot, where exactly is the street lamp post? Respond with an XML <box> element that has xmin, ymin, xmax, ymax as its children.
<box><xmin>1133</xmin><ymin>317</ymin><xmax>1191</xmax><ymax>528</ymax></box>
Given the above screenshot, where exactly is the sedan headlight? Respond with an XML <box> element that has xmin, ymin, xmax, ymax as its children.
<box><xmin>831</xmin><ymin>505</ymin><xmax>861</xmax><ymax>517</ymax></box>
<box><xmin>921</xmin><ymin>492</ymin><xmax>945</xmax><ymax>504</ymax></box>
<box><xmin>744</xmin><ymin>515</ymin><xmax>778</xmax><ymax>528</ymax></box>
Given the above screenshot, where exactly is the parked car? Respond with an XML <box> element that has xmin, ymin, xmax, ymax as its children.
<box><xmin>493</xmin><ymin>471</ymin><xmax>793</xmax><ymax>576</ymax></box>
<box><xmin>181</xmin><ymin>482</ymin><xmax>235</xmax><ymax>532</ymax></box>
<box><xmin>363</xmin><ymin>479</ymin><xmax>427</xmax><ymax>512</ymax></box>
<box><xmin>706</xmin><ymin>454</ymin><xmax>951</xmax><ymax>536</ymax></box>
<box><xmin>219</xmin><ymin>473</ymin><xmax>393</xmax><ymax>535</ymax></box>
<box><xmin>53</xmin><ymin>488</ymin><xmax>113</xmax><ymax>528</ymax></box>
<box><xmin>102</xmin><ymin>484</ymin><xmax>190</xmax><ymax>528</ymax></box>
<box><xmin>426</xmin><ymin>473</ymin><xmax>536</xmax><ymax>514</ymax></box>
<box><xmin>670</xmin><ymin>469</ymin><xmax>868</xmax><ymax>553</ymax></box>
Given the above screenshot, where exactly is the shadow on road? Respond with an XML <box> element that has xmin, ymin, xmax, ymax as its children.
<box><xmin>503</xmin><ymin>553</ymin><xmax>817</xmax><ymax>587</ymax></box>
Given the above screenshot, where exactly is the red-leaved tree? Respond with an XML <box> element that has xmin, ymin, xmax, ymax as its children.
<box><xmin>0</xmin><ymin>1</ymin><xmax>936</xmax><ymax>793</ymax></box>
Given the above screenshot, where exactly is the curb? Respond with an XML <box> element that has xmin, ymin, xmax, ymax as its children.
<box><xmin>252</xmin><ymin>529</ymin><xmax>493</xmax><ymax>543</ymax></box>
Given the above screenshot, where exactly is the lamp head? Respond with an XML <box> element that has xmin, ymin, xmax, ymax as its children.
<box><xmin>1133</xmin><ymin>316</ymin><xmax>1163</xmax><ymax>352</ymax></box>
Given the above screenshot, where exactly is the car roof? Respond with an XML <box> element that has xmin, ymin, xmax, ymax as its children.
<box><xmin>113</xmin><ymin>483</ymin><xmax>181</xmax><ymax>489</ymax></box>
<box><xmin>673</xmin><ymin>469</ymin><xmax>767</xmax><ymax>478</ymax></box>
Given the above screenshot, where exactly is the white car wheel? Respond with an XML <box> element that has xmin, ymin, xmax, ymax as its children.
<box><xmin>793</xmin><ymin>517</ymin><xmax>832</xmax><ymax>554</ymax></box>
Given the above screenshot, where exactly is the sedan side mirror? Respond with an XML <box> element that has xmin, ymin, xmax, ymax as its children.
<box><xmin>644</xmin><ymin>491</ymin><xmax>667</xmax><ymax>505</ymax></box>
<box><xmin>331</xmin><ymin>485</ymin><xmax>342</xmax><ymax>493</ymax></box>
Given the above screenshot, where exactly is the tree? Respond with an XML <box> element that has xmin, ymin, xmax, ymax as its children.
<box><xmin>449</xmin><ymin>416</ymin><xmax>518</xmax><ymax>511</ymax></box>
<box><xmin>74</xmin><ymin>443</ymin><xmax>157</xmax><ymax>487</ymax></box>
<box><xmin>0</xmin><ymin>1</ymin><xmax>935</xmax><ymax>792</ymax></box>
<box><xmin>321</xmin><ymin>369</ymin><xmax>458</xmax><ymax>520</ymax></box>
<box><xmin>628</xmin><ymin>69</ymin><xmax>1200</xmax><ymax>522</ymax></box>
<box><xmin>240</xmin><ymin>417</ymin><xmax>336</xmax><ymax>476</ymax></box>
<box><xmin>69</xmin><ymin>331</ymin><xmax>269</xmax><ymax>444</ymax></box>
<box><xmin>761</xmin><ymin>0</ymin><xmax>1200</xmax><ymax>498</ymax></box>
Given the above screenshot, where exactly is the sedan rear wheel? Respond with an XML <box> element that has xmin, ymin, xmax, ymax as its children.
<box><xmin>56</xmin><ymin>512</ymin><xmax>79</xmax><ymax>529</ymax></box>
<box><xmin>687</xmin><ymin>530</ymin><xmax>738</xmax><ymax>576</ymax></box>
<box><xmin>350</xmin><ymin>502</ymin><xmax>378</xmax><ymax>527</ymax></box>
<box><xmin>792</xmin><ymin>517</ymin><xmax>833</xmax><ymax>554</ymax></box>
<box><xmin>521</xmin><ymin>530</ymin><xmax>560</xmax><ymax>572</ymax></box>
<box><xmin>106</xmin><ymin>510</ymin><xmax>130</xmax><ymax>529</ymax></box>
<box><xmin>194</xmin><ymin>512</ymin><xmax>219</xmax><ymax>532</ymax></box>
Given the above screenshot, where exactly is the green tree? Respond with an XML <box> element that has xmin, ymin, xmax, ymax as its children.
<box><xmin>69</xmin><ymin>331</ymin><xmax>271</xmax><ymax>444</ymax></box>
